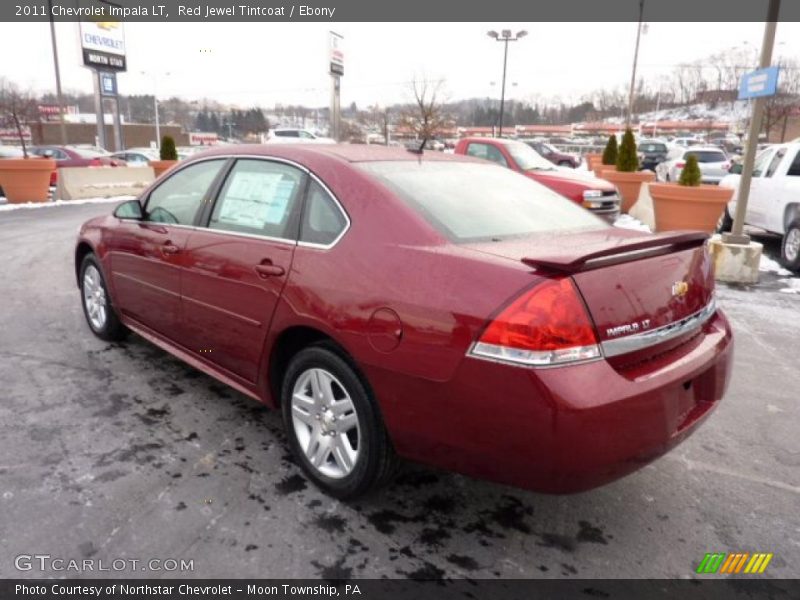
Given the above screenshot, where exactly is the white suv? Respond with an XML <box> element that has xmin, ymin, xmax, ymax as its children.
<box><xmin>266</xmin><ymin>129</ymin><xmax>335</xmax><ymax>144</ymax></box>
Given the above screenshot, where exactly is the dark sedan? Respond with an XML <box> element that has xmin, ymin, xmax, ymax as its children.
<box><xmin>75</xmin><ymin>144</ymin><xmax>733</xmax><ymax>499</ymax></box>
<box><xmin>638</xmin><ymin>141</ymin><xmax>669</xmax><ymax>171</ymax></box>
<box><xmin>525</xmin><ymin>141</ymin><xmax>580</xmax><ymax>168</ymax></box>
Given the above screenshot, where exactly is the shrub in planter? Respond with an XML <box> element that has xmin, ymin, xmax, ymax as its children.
<box><xmin>149</xmin><ymin>135</ymin><xmax>180</xmax><ymax>177</ymax></box>
<box><xmin>0</xmin><ymin>85</ymin><xmax>56</xmax><ymax>203</ymax></box>
<box><xmin>594</xmin><ymin>135</ymin><xmax>618</xmax><ymax>178</ymax></box>
<box><xmin>650</xmin><ymin>153</ymin><xmax>733</xmax><ymax>232</ymax></box>
<box><xmin>601</xmin><ymin>128</ymin><xmax>654</xmax><ymax>213</ymax></box>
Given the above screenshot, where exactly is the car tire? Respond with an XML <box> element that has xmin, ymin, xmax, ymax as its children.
<box><xmin>281</xmin><ymin>343</ymin><xmax>398</xmax><ymax>499</ymax></box>
<box><xmin>79</xmin><ymin>253</ymin><xmax>128</xmax><ymax>341</ymax></box>
<box><xmin>716</xmin><ymin>207</ymin><xmax>734</xmax><ymax>234</ymax></box>
<box><xmin>780</xmin><ymin>219</ymin><xmax>800</xmax><ymax>272</ymax></box>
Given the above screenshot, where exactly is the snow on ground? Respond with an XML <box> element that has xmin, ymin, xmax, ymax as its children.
<box><xmin>0</xmin><ymin>196</ymin><xmax>133</xmax><ymax>212</ymax></box>
<box><xmin>778</xmin><ymin>278</ymin><xmax>800</xmax><ymax>295</ymax></box>
<box><xmin>614</xmin><ymin>213</ymin><xmax>652</xmax><ymax>233</ymax></box>
<box><xmin>606</xmin><ymin>101</ymin><xmax>751</xmax><ymax>127</ymax></box>
<box><xmin>759</xmin><ymin>254</ymin><xmax>793</xmax><ymax>276</ymax></box>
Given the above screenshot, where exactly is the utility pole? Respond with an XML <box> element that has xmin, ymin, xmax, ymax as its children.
<box><xmin>47</xmin><ymin>0</ymin><xmax>68</xmax><ymax>145</ymax></box>
<box><xmin>723</xmin><ymin>0</ymin><xmax>781</xmax><ymax>245</ymax></box>
<box><xmin>626</xmin><ymin>0</ymin><xmax>645</xmax><ymax>128</ymax></box>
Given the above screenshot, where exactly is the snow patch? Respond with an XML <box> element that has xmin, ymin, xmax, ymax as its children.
<box><xmin>0</xmin><ymin>196</ymin><xmax>133</xmax><ymax>212</ymax></box>
<box><xmin>759</xmin><ymin>254</ymin><xmax>792</xmax><ymax>276</ymax></box>
<box><xmin>778</xmin><ymin>278</ymin><xmax>800</xmax><ymax>295</ymax></box>
<box><xmin>614</xmin><ymin>213</ymin><xmax>652</xmax><ymax>233</ymax></box>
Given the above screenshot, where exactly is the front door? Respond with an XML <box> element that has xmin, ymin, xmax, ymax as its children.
<box><xmin>181</xmin><ymin>158</ymin><xmax>306</xmax><ymax>382</ymax></box>
<box><xmin>107</xmin><ymin>159</ymin><xmax>227</xmax><ymax>338</ymax></box>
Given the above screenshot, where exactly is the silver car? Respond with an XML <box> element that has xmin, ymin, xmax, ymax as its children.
<box><xmin>656</xmin><ymin>146</ymin><xmax>731</xmax><ymax>184</ymax></box>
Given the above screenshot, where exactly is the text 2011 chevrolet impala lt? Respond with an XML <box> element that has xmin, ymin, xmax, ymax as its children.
<box><xmin>75</xmin><ymin>145</ymin><xmax>733</xmax><ymax>499</ymax></box>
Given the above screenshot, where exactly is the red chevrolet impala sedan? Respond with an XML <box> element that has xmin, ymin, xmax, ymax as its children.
<box><xmin>75</xmin><ymin>144</ymin><xmax>733</xmax><ymax>499</ymax></box>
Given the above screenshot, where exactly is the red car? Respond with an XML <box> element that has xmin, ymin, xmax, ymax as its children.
<box><xmin>30</xmin><ymin>145</ymin><xmax>126</xmax><ymax>186</ymax></box>
<box><xmin>454</xmin><ymin>137</ymin><xmax>620</xmax><ymax>221</ymax></box>
<box><xmin>75</xmin><ymin>145</ymin><xmax>732</xmax><ymax>499</ymax></box>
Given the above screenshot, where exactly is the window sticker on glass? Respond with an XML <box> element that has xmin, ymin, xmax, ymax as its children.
<box><xmin>217</xmin><ymin>173</ymin><xmax>296</xmax><ymax>229</ymax></box>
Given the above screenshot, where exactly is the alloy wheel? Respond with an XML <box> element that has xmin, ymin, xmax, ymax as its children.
<box><xmin>785</xmin><ymin>228</ymin><xmax>800</xmax><ymax>262</ymax></box>
<box><xmin>82</xmin><ymin>265</ymin><xmax>107</xmax><ymax>331</ymax></box>
<box><xmin>290</xmin><ymin>367</ymin><xmax>360</xmax><ymax>479</ymax></box>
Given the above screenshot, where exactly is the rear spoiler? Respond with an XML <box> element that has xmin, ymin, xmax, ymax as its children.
<box><xmin>521</xmin><ymin>231</ymin><xmax>709</xmax><ymax>273</ymax></box>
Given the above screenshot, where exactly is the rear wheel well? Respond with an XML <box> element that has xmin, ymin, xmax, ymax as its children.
<box><xmin>75</xmin><ymin>242</ymin><xmax>94</xmax><ymax>287</ymax></box>
<box><xmin>784</xmin><ymin>204</ymin><xmax>800</xmax><ymax>231</ymax></box>
<box><xmin>269</xmin><ymin>326</ymin><xmax>350</xmax><ymax>404</ymax></box>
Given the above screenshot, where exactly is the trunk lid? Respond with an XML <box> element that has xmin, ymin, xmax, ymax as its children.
<box><xmin>463</xmin><ymin>228</ymin><xmax>714</xmax><ymax>349</ymax></box>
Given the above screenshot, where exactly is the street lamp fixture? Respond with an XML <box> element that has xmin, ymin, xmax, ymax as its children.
<box><xmin>141</xmin><ymin>70</ymin><xmax>171</xmax><ymax>149</ymax></box>
<box><xmin>487</xmin><ymin>29</ymin><xmax>527</xmax><ymax>137</ymax></box>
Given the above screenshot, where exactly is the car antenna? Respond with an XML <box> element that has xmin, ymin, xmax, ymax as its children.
<box><xmin>407</xmin><ymin>137</ymin><xmax>426</xmax><ymax>155</ymax></box>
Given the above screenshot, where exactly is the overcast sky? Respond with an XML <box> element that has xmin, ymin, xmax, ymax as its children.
<box><xmin>2</xmin><ymin>21</ymin><xmax>799</xmax><ymax>108</ymax></box>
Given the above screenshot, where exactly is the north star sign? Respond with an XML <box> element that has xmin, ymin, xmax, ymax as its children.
<box><xmin>79</xmin><ymin>20</ymin><xmax>127</xmax><ymax>71</ymax></box>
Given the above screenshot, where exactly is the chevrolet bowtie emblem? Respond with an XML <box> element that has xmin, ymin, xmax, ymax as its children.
<box><xmin>672</xmin><ymin>281</ymin><xmax>689</xmax><ymax>297</ymax></box>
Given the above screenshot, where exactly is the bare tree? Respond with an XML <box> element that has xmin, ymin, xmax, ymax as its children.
<box><xmin>763</xmin><ymin>58</ymin><xmax>800</xmax><ymax>142</ymax></box>
<box><xmin>398</xmin><ymin>77</ymin><xmax>450</xmax><ymax>142</ymax></box>
<box><xmin>0</xmin><ymin>79</ymin><xmax>39</xmax><ymax>157</ymax></box>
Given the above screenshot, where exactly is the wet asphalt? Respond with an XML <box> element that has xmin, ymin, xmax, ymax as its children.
<box><xmin>0</xmin><ymin>201</ymin><xmax>798</xmax><ymax>580</ymax></box>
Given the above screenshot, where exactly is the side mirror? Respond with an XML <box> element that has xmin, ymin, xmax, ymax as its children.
<box><xmin>114</xmin><ymin>199</ymin><xmax>143</xmax><ymax>220</ymax></box>
<box><xmin>729</xmin><ymin>163</ymin><xmax>743</xmax><ymax>175</ymax></box>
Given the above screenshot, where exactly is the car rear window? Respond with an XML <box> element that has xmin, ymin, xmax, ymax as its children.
<box><xmin>640</xmin><ymin>143</ymin><xmax>666</xmax><ymax>153</ymax></box>
<box><xmin>72</xmin><ymin>148</ymin><xmax>106</xmax><ymax>158</ymax></box>
<box><xmin>357</xmin><ymin>161</ymin><xmax>606</xmax><ymax>242</ymax></box>
<box><xmin>685</xmin><ymin>150</ymin><xmax>726</xmax><ymax>163</ymax></box>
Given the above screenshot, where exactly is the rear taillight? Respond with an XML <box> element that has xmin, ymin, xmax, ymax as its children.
<box><xmin>89</xmin><ymin>158</ymin><xmax>102</xmax><ymax>166</ymax></box>
<box><xmin>470</xmin><ymin>277</ymin><xmax>601</xmax><ymax>367</ymax></box>
<box><xmin>49</xmin><ymin>170</ymin><xmax>58</xmax><ymax>186</ymax></box>
<box><xmin>675</xmin><ymin>161</ymin><xmax>686</xmax><ymax>168</ymax></box>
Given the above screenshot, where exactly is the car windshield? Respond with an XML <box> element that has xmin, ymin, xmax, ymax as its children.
<box><xmin>640</xmin><ymin>143</ymin><xmax>667</xmax><ymax>153</ymax></box>
<box><xmin>357</xmin><ymin>160</ymin><xmax>606</xmax><ymax>242</ymax></box>
<box><xmin>684</xmin><ymin>150</ymin><xmax>727</xmax><ymax>163</ymax></box>
<box><xmin>504</xmin><ymin>141</ymin><xmax>556</xmax><ymax>171</ymax></box>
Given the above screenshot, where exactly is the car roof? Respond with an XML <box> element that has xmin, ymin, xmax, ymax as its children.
<box><xmin>682</xmin><ymin>146</ymin><xmax>727</xmax><ymax>153</ymax></box>
<box><xmin>187</xmin><ymin>143</ymin><xmax>480</xmax><ymax>165</ymax></box>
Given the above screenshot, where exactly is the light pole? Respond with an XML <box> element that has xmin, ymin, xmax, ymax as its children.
<box><xmin>487</xmin><ymin>29</ymin><xmax>527</xmax><ymax>138</ymax></box>
<box><xmin>46</xmin><ymin>0</ymin><xmax>67</xmax><ymax>145</ymax></box>
<box><xmin>141</xmin><ymin>70</ymin><xmax>170</xmax><ymax>149</ymax></box>
<box><xmin>626</xmin><ymin>0</ymin><xmax>645</xmax><ymax>127</ymax></box>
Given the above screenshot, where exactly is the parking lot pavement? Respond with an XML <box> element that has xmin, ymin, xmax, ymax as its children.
<box><xmin>0</xmin><ymin>202</ymin><xmax>798</xmax><ymax>580</ymax></box>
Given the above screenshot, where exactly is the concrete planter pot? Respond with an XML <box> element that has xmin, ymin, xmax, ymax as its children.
<box><xmin>601</xmin><ymin>169</ymin><xmax>655</xmax><ymax>213</ymax></box>
<box><xmin>585</xmin><ymin>153</ymin><xmax>603</xmax><ymax>171</ymax></box>
<box><xmin>650</xmin><ymin>182</ymin><xmax>734</xmax><ymax>233</ymax></box>
<box><xmin>0</xmin><ymin>157</ymin><xmax>57</xmax><ymax>203</ymax></box>
<box><xmin>594</xmin><ymin>163</ymin><xmax>616</xmax><ymax>179</ymax></box>
<box><xmin>148</xmin><ymin>160</ymin><xmax>179</xmax><ymax>178</ymax></box>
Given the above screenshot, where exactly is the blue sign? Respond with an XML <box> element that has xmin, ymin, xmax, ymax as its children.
<box><xmin>100</xmin><ymin>72</ymin><xmax>117</xmax><ymax>97</ymax></box>
<box><xmin>738</xmin><ymin>66</ymin><xmax>780</xmax><ymax>100</ymax></box>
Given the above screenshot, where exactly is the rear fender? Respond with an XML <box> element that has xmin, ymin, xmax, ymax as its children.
<box><xmin>783</xmin><ymin>203</ymin><xmax>800</xmax><ymax>232</ymax></box>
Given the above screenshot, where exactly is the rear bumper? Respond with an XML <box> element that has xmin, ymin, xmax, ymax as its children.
<box><xmin>373</xmin><ymin>310</ymin><xmax>733</xmax><ymax>494</ymax></box>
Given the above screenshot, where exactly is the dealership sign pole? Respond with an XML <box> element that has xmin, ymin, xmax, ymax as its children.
<box><xmin>78</xmin><ymin>2</ymin><xmax>127</xmax><ymax>150</ymax></box>
<box><xmin>723</xmin><ymin>0</ymin><xmax>781</xmax><ymax>245</ymax></box>
<box><xmin>329</xmin><ymin>31</ymin><xmax>344</xmax><ymax>142</ymax></box>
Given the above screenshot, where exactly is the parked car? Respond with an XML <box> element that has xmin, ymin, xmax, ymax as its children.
<box><xmin>75</xmin><ymin>144</ymin><xmax>732</xmax><ymax>498</ymax></box>
<box><xmin>671</xmin><ymin>137</ymin><xmax>706</xmax><ymax>148</ymax></box>
<box><xmin>266</xmin><ymin>129</ymin><xmax>335</xmax><ymax>144</ymax></box>
<box><xmin>109</xmin><ymin>148</ymin><xmax>159</xmax><ymax>165</ymax></box>
<box><xmin>454</xmin><ymin>137</ymin><xmax>620</xmax><ymax>221</ymax></box>
<box><xmin>637</xmin><ymin>140</ymin><xmax>669</xmax><ymax>172</ymax></box>
<box><xmin>719</xmin><ymin>142</ymin><xmax>800</xmax><ymax>270</ymax></box>
<box><xmin>29</xmin><ymin>145</ymin><xmax>126</xmax><ymax>168</ymax></box>
<box><xmin>656</xmin><ymin>146</ymin><xmax>731</xmax><ymax>184</ymax></box>
<box><xmin>525</xmin><ymin>141</ymin><xmax>580</xmax><ymax>168</ymax></box>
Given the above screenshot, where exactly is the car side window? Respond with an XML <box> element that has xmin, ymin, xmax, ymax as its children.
<box><xmin>145</xmin><ymin>159</ymin><xmax>226</xmax><ymax>225</ymax></box>
<box><xmin>752</xmin><ymin>149</ymin><xmax>774</xmax><ymax>177</ymax></box>
<box><xmin>299</xmin><ymin>131</ymin><xmax>314</xmax><ymax>139</ymax></box>
<box><xmin>209</xmin><ymin>159</ymin><xmax>305</xmax><ymax>240</ymax></box>
<box><xmin>300</xmin><ymin>180</ymin><xmax>347</xmax><ymax>246</ymax></box>
<box><xmin>466</xmin><ymin>143</ymin><xmax>508</xmax><ymax>167</ymax></box>
<box><xmin>765</xmin><ymin>149</ymin><xmax>786</xmax><ymax>178</ymax></box>
<box><xmin>787</xmin><ymin>150</ymin><xmax>800</xmax><ymax>177</ymax></box>
<box><xmin>276</xmin><ymin>130</ymin><xmax>299</xmax><ymax>138</ymax></box>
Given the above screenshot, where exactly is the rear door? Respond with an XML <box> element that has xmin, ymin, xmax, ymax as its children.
<box><xmin>180</xmin><ymin>158</ymin><xmax>306</xmax><ymax>382</ymax></box>
<box><xmin>107</xmin><ymin>159</ymin><xmax>228</xmax><ymax>337</ymax></box>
